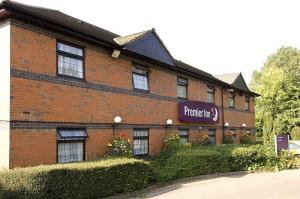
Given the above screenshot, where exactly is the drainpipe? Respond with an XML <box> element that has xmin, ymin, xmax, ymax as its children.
<box><xmin>221</xmin><ymin>88</ymin><xmax>225</xmax><ymax>144</ymax></box>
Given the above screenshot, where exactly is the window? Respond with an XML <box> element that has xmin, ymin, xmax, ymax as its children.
<box><xmin>132</xmin><ymin>65</ymin><xmax>149</xmax><ymax>91</ymax></box>
<box><xmin>57</xmin><ymin>42</ymin><xmax>84</xmax><ymax>79</ymax></box>
<box><xmin>245</xmin><ymin>96</ymin><xmax>250</xmax><ymax>110</ymax></box>
<box><xmin>177</xmin><ymin>77</ymin><xmax>188</xmax><ymax>99</ymax></box>
<box><xmin>208</xmin><ymin>129</ymin><xmax>216</xmax><ymax>144</ymax></box>
<box><xmin>57</xmin><ymin>129</ymin><xmax>88</xmax><ymax>163</ymax></box>
<box><xmin>229</xmin><ymin>92</ymin><xmax>235</xmax><ymax>108</ymax></box>
<box><xmin>178</xmin><ymin>129</ymin><xmax>189</xmax><ymax>144</ymax></box>
<box><xmin>133</xmin><ymin>129</ymin><xmax>149</xmax><ymax>155</ymax></box>
<box><xmin>207</xmin><ymin>86</ymin><xmax>215</xmax><ymax>103</ymax></box>
<box><xmin>230</xmin><ymin>129</ymin><xmax>236</xmax><ymax>143</ymax></box>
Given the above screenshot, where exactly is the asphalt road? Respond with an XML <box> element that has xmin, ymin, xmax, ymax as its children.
<box><xmin>139</xmin><ymin>169</ymin><xmax>300</xmax><ymax>199</ymax></box>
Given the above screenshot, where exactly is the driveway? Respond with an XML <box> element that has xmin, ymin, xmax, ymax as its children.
<box><xmin>136</xmin><ymin>169</ymin><xmax>300</xmax><ymax>199</ymax></box>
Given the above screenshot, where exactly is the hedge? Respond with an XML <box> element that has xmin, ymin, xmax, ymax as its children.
<box><xmin>151</xmin><ymin>144</ymin><xmax>296</xmax><ymax>182</ymax></box>
<box><xmin>151</xmin><ymin>147</ymin><xmax>231</xmax><ymax>182</ymax></box>
<box><xmin>0</xmin><ymin>158</ymin><xmax>152</xmax><ymax>199</ymax></box>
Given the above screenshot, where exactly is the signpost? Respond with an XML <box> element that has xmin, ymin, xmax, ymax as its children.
<box><xmin>275</xmin><ymin>134</ymin><xmax>289</xmax><ymax>156</ymax></box>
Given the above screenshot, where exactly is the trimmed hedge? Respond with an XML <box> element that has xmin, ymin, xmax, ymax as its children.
<box><xmin>151</xmin><ymin>147</ymin><xmax>231</xmax><ymax>182</ymax></box>
<box><xmin>151</xmin><ymin>144</ymin><xmax>296</xmax><ymax>182</ymax></box>
<box><xmin>0</xmin><ymin>158</ymin><xmax>152</xmax><ymax>199</ymax></box>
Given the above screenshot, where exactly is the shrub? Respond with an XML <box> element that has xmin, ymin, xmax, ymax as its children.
<box><xmin>0</xmin><ymin>158</ymin><xmax>151</xmax><ymax>199</ymax></box>
<box><xmin>106</xmin><ymin>137</ymin><xmax>132</xmax><ymax>157</ymax></box>
<box><xmin>196</xmin><ymin>135</ymin><xmax>211</xmax><ymax>145</ymax></box>
<box><xmin>240</xmin><ymin>134</ymin><xmax>252</xmax><ymax>144</ymax></box>
<box><xmin>151</xmin><ymin>144</ymin><xmax>297</xmax><ymax>182</ymax></box>
<box><xmin>224</xmin><ymin>134</ymin><xmax>235</xmax><ymax>144</ymax></box>
<box><xmin>164</xmin><ymin>133</ymin><xmax>180</xmax><ymax>145</ymax></box>
<box><xmin>291</xmin><ymin>126</ymin><xmax>300</xmax><ymax>140</ymax></box>
<box><xmin>151</xmin><ymin>146</ymin><xmax>231</xmax><ymax>182</ymax></box>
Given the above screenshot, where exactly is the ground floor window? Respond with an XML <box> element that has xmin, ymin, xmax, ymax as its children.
<box><xmin>133</xmin><ymin>129</ymin><xmax>149</xmax><ymax>156</ymax></box>
<box><xmin>57</xmin><ymin>129</ymin><xmax>88</xmax><ymax>163</ymax></box>
<box><xmin>230</xmin><ymin>129</ymin><xmax>237</xmax><ymax>143</ymax></box>
<box><xmin>208</xmin><ymin>129</ymin><xmax>216</xmax><ymax>144</ymax></box>
<box><xmin>178</xmin><ymin>129</ymin><xmax>189</xmax><ymax>144</ymax></box>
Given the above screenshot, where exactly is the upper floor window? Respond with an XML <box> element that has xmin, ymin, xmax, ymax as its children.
<box><xmin>207</xmin><ymin>86</ymin><xmax>215</xmax><ymax>103</ymax></box>
<box><xmin>229</xmin><ymin>92</ymin><xmax>235</xmax><ymax>108</ymax></box>
<box><xmin>57</xmin><ymin>42</ymin><xmax>84</xmax><ymax>79</ymax></box>
<box><xmin>178</xmin><ymin>129</ymin><xmax>189</xmax><ymax>144</ymax></box>
<box><xmin>132</xmin><ymin>65</ymin><xmax>149</xmax><ymax>91</ymax></box>
<box><xmin>245</xmin><ymin>96</ymin><xmax>250</xmax><ymax>110</ymax></box>
<box><xmin>177</xmin><ymin>77</ymin><xmax>188</xmax><ymax>99</ymax></box>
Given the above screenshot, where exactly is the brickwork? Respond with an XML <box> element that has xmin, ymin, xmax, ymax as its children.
<box><xmin>6</xmin><ymin>22</ymin><xmax>256</xmax><ymax>168</ymax></box>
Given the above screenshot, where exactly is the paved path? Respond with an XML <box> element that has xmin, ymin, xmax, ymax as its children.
<box><xmin>138</xmin><ymin>169</ymin><xmax>300</xmax><ymax>199</ymax></box>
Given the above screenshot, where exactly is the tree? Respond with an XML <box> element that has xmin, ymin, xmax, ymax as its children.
<box><xmin>250</xmin><ymin>47</ymin><xmax>300</xmax><ymax>136</ymax></box>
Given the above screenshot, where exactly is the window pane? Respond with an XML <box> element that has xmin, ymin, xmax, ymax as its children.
<box><xmin>208</xmin><ymin>129</ymin><xmax>216</xmax><ymax>144</ymax></box>
<box><xmin>133</xmin><ymin>130</ymin><xmax>148</xmax><ymax>137</ymax></box>
<box><xmin>178</xmin><ymin>129</ymin><xmax>188</xmax><ymax>136</ymax></box>
<box><xmin>58</xmin><ymin>55</ymin><xmax>84</xmax><ymax>78</ymax></box>
<box><xmin>58</xmin><ymin>142</ymin><xmax>83</xmax><ymax>163</ymax></box>
<box><xmin>58</xmin><ymin>42</ymin><xmax>83</xmax><ymax>57</ymax></box>
<box><xmin>133</xmin><ymin>129</ymin><xmax>149</xmax><ymax>155</ymax></box>
<box><xmin>133</xmin><ymin>139</ymin><xmax>148</xmax><ymax>155</ymax></box>
<box><xmin>208</xmin><ymin>92</ymin><xmax>214</xmax><ymax>103</ymax></box>
<box><xmin>57</xmin><ymin>130</ymin><xmax>87</xmax><ymax>140</ymax></box>
<box><xmin>177</xmin><ymin>85</ymin><xmax>187</xmax><ymax>98</ymax></box>
<box><xmin>229</xmin><ymin>94</ymin><xmax>235</xmax><ymax>107</ymax></box>
<box><xmin>178</xmin><ymin>77</ymin><xmax>188</xmax><ymax>85</ymax></box>
<box><xmin>180</xmin><ymin>137</ymin><xmax>188</xmax><ymax>144</ymax></box>
<box><xmin>133</xmin><ymin>74</ymin><xmax>148</xmax><ymax>90</ymax></box>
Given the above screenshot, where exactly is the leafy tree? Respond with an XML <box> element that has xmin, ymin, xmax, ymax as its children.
<box><xmin>250</xmin><ymin>47</ymin><xmax>300</xmax><ymax>136</ymax></box>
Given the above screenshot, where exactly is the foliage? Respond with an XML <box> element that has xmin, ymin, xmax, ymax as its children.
<box><xmin>196</xmin><ymin>135</ymin><xmax>211</xmax><ymax>145</ymax></box>
<box><xmin>164</xmin><ymin>133</ymin><xmax>180</xmax><ymax>144</ymax></box>
<box><xmin>151</xmin><ymin>144</ymin><xmax>297</xmax><ymax>182</ymax></box>
<box><xmin>291</xmin><ymin>126</ymin><xmax>300</xmax><ymax>140</ymax></box>
<box><xmin>250</xmin><ymin>47</ymin><xmax>300</xmax><ymax>135</ymax></box>
<box><xmin>0</xmin><ymin>158</ymin><xmax>151</xmax><ymax>199</ymax></box>
<box><xmin>106</xmin><ymin>137</ymin><xmax>132</xmax><ymax>157</ymax></box>
<box><xmin>263</xmin><ymin>112</ymin><xmax>274</xmax><ymax>144</ymax></box>
<box><xmin>223</xmin><ymin>134</ymin><xmax>235</xmax><ymax>144</ymax></box>
<box><xmin>240</xmin><ymin>134</ymin><xmax>252</xmax><ymax>144</ymax></box>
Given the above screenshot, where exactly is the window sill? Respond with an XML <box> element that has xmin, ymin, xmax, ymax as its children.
<box><xmin>133</xmin><ymin>88</ymin><xmax>150</xmax><ymax>93</ymax></box>
<box><xmin>57</xmin><ymin>74</ymin><xmax>86</xmax><ymax>82</ymax></box>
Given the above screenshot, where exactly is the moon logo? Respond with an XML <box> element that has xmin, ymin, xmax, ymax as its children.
<box><xmin>212</xmin><ymin>108</ymin><xmax>218</xmax><ymax>122</ymax></box>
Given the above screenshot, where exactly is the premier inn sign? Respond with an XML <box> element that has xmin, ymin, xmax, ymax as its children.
<box><xmin>178</xmin><ymin>101</ymin><xmax>219</xmax><ymax>123</ymax></box>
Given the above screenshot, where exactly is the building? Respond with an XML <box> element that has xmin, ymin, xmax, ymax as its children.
<box><xmin>0</xmin><ymin>1</ymin><xmax>259</xmax><ymax>169</ymax></box>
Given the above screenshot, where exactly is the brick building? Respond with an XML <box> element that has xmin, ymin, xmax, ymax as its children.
<box><xmin>0</xmin><ymin>1</ymin><xmax>258</xmax><ymax>169</ymax></box>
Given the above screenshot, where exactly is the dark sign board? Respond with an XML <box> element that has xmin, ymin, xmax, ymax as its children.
<box><xmin>275</xmin><ymin>135</ymin><xmax>289</xmax><ymax>153</ymax></box>
<box><xmin>178</xmin><ymin>101</ymin><xmax>219</xmax><ymax>123</ymax></box>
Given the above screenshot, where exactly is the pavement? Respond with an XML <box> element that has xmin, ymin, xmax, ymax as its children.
<box><xmin>133</xmin><ymin>169</ymin><xmax>300</xmax><ymax>199</ymax></box>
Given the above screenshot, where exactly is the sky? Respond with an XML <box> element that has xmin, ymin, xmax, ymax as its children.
<box><xmin>14</xmin><ymin>0</ymin><xmax>300</xmax><ymax>83</ymax></box>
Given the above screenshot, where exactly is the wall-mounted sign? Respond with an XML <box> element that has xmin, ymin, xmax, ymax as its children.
<box><xmin>178</xmin><ymin>101</ymin><xmax>219</xmax><ymax>123</ymax></box>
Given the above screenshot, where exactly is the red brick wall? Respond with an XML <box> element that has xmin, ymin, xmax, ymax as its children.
<box><xmin>8</xmin><ymin>22</ymin><xmax>256</xmax><ymax>168</ymax></box>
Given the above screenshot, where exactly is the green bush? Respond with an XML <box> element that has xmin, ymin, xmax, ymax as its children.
<box><xmin>0</xmin><ymin>158</ymin><xmax>151</xmax><ymax>199</ymax></box>
<box><xmin>291</xmin><ymin>126</ymin><xmax>300</xmax><ymax>140</ymax></box>
<box><xmin>240</xmin><ymin>134</ymin><xmax>252</xmax><ymax>144</ymax></box>
<box><xmin>196</xmin><ymin>135</ymin><xmax>211</xmax><ymax>145</ymax></box>
<box><xmin>106</xmin><ymin>137</ymin><xmax>132</xmax><ymax>157</ymax></box>
<box><xmin>223</xmin><ymin>135</ymin><xmax>235</xmax><ymax>144</ymax></box>
<box><xmin>151</xmin><ymin>146</ymin><xmax>231</xmax><ymax>182</ymax></box>
<box><xmin>151</xmin><ymin>144</ymin><xmax>297</xmax><ymax>182</ymax></box>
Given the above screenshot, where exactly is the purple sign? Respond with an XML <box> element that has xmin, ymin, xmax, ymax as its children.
<box><xmin>178</xmin><ymin>101</ymin><xmax>219</xmax><ymax>123</ymax></box>
<box><xmin>276</xmin><ymin>135</ymin><xmax>289</xmax><ymax>153</ymax></box>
